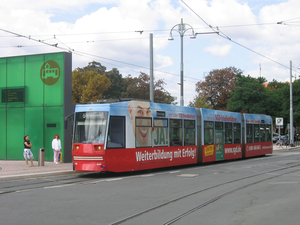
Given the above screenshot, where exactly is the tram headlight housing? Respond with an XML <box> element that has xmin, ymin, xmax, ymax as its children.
<box><xmin>94</xmin><ymin>145</ymin><xmax>104</xmax><ymax>151</ymax></box>
<box><xmin>73</xmin><ymin>145</ymin><xmax>80</xmax><ymax>151</ymax></box>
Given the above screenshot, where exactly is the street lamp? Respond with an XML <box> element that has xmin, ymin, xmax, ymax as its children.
<box><xmin>168</xmin><ymin>18</ymin><xmax>196</xmax><ymax>106</ymax></box>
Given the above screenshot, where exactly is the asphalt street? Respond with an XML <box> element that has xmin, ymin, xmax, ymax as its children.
<box><xmin>1</xmin><ymin>149</ymin><xmax>300</xmax><ymax>225</ymax></box>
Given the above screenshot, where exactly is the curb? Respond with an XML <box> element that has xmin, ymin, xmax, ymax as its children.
<box><xmin>273</xmin><ymin>146</ymin><xmax>300</xmax><ymax>151</ymax></box>
<box><xmin>0</xmin><ymin>170</ymin><xmax>80</xmax><ymax>182</ymax></box>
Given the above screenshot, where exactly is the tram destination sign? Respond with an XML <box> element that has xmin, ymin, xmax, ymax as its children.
<box><xmin>1</xmin><ymin>88</ymin><xmax>25</xmax><ymax>103</ymax></box>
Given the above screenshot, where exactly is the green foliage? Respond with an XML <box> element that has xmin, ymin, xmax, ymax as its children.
<box><xmin>123</xmin><ymin>72</ymin><xmax>177</xmax><ymax>104</ymax></box>
<box><xmin>72</xmin><ymin>69</ymin><xmax>110</xmax><ymax>103</ymax></box>
<box><xmin>72</xmin><ymin>61</ymin><xmax>176</xmax><ymax>105</ymax></box>
<box><xmin>227</xmin><ymin>74</ymin><xmax>267</xmax><ymax>113</ymax></box>
<box><xmin>188</xmin><ymin>94</ymin><xmax>211</xmax><ymax>109</ymax></box>
<box><xmin>190</xmin><ymin>67</ymin><xmax>241</xmax><ymax>109</ymax></box>
<box><xmin>293</xmin><ymin>80</ymin><xmax>300</xmax><ymax>126</ymax></box>
<box><xmin>78</xmin><ymin>61</ymin><xmax>106</xmax><ymax>75</ymax></box>
<box><xmin>102</xmin><ymin>68</ymin><xmax>126</xmax><ymax>99</ymax></box>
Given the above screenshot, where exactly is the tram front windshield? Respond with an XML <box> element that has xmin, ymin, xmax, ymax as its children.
<box><xmin>74</xmin><ymin>111</ymin><xmax>108</xmax><ymax>144</ymax></box>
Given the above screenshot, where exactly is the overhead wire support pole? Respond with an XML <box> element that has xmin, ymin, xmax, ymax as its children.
<box><xmin>168</xmin><ymin>18</ymin><xmax>196</xmax><ymax>106</ymax></box>
<box><xmin>150</xmin><ymin>33</ymin><xmax>154</xmax><ymax>103</ymax></box>
<box><xmin>290</xmin><ymin>60</ymin><xmax>294</xmax><ymax>147</ymax></box>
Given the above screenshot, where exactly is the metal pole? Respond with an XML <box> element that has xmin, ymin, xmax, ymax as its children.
<box><xmin>150</xmin><ymin>33</ymin><xmax>154</xmax><ymax>102</ymax></box>
<box><xmin>168</xmin><ymin>18</ymin><xmax>197</xmax><ymax>107</ymax></box>
<box><xmin>290</xmin><ymin>60</ymin><xmax>294</xmax><ymax>146</ymax></box>
<box><xmin>180</xmin><ymin>33</ymin><xmax>184</xmax><ymax>106</ymax></box>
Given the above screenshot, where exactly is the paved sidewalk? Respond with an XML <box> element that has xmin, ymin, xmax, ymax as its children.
<box><xmin>273</xmin><ymin>143</ymin><xmax>300</xmax><ymax>151</ymax></box>
<box><xmin>0</xmin><ymin>160</ymin><xmax>75</xmax><ymax>181</ymax></box>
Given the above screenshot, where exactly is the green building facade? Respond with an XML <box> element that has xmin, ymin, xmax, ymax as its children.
<box><xmin>0</xmin><ymin>52</ymin><xmax>73</xmax><ymax>162</ymax></box>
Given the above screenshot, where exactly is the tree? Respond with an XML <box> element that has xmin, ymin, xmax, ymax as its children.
<box><xmin>102</xmin><ymin>68</ymin><xmax>126</xmax><ymax>99</ymax></box>
<box><xmin>72</xmin><ymin>69</ymin><xmax>110</xmax><ymax>103</ymax></box>
<box><xmin>78</xmin><ymin>61</ymin><xmax>106</xmax><ymax>75</ymax></box>
<box><xmin>264</xmin><ymin>79</ymin><xmax>289</xmax><ymax>119</ymax></box>
<box><xmin>265</xmin><ymin>79</ymin><xmax>300</xmax><ymax>129</ymax></box>
<box><xmin>188</xmin><ymin>93</ymin><xmax>211</xmax><ymax>109</ymax></box>
<box><xmin>123</xmin><ymin>72</ymin><xmax>177</xmax><ymax>104</ymax></box>
<box><xmin>191</xmin><ymin>67</ymin><xmax>242</xmax><ymax>110</ymax></box>
<box><xmin>227</xmin><ymin>74</ymin><xmax>267</xmax><ymax>113</ymax></box>
<box><xmin>292</xmin><ymin>79</ymin><xmax>300</xmax><ymax>127</ymax></box>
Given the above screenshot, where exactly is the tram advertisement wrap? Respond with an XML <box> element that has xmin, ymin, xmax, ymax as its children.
<box><xmin>202</xmin><ymin>144</ymin><xmax>242</xmax><ymax>162</ymax></box>
<box><xmin>105</xmin><ymin>146</ymin><xmax>197</xmax><ymax>172</ymax></box>
<box><xmin>245</xmin><ymin>142</ymin><xmax>272</xmax><ymax>157</ymax></box>
<box><xmin>109</xmin><ymin>101</ymin><xmax>197</xmax><ymax>149</ymax></box>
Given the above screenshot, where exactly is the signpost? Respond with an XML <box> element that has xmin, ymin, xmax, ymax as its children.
<box><xmin>276</xmin><ymin>117</ymin><xmax>283</xmax><ymax>141</ymax></box>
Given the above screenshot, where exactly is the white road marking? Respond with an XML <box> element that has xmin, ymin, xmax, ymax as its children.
<box><xmin>44</xmin><ymin>184</ymin><xmax>74</xmax><ymax>189</ymax></box>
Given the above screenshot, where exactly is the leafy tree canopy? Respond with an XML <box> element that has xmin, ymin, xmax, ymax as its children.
<box><xmin>227</xmin><ymin>74</ymin><xmax>267</xmax><ymax>113</ymax></box>
<box><xmin>123</xmin><ymin>72</ymin><xmax>177</xmax><ymax>104</ymax></box>
<box><xmin>72</xmin><ymin>69</ymin><xmax>110</xmax><ymax>103</ymax></box>
<box><xmin>191</xmin><ymin>67</ymin><xmax>242</xmax><ymax>110</ymax></box>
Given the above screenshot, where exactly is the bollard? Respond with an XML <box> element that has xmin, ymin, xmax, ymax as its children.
<box><xmin>38</xmin><ymin>148</ymin><xmax>45</xmax><ymax>166</ymax></box>
<box><xmin>58</xmin><ymin>152</ymin><xmax>63</xmax><ymax>162</ymax></box>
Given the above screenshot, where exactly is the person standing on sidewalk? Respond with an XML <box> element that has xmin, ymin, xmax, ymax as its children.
<box><xmin>52</xmin><ymin>134</ymin><xmax>62</xmax><ymax>164</ymax></box>
<box><xmin>24</xmin><ymin>135</ymin><xmax>34</xmax><ymax>167</ymax></box>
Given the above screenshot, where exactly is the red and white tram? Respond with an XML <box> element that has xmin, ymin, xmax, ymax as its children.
<box><xmin>72</xmin><ymin>100</ymin><xmax>272</xmax><ymax>172</ymax></box>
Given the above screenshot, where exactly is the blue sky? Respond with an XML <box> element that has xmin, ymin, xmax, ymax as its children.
<box><xmin>1</xmin><ymin>0</ymin><xmax>299</xmax><ymax>105</ymax></box>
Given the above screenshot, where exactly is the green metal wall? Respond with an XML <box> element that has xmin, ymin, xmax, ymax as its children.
<box><xmin>0</xmin><ymin>52</ymin><xmax>72</xmax><ymax>161</ymax></box>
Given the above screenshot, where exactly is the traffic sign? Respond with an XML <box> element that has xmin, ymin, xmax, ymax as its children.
<box><xmin>276</xmin><ymin>117</ymin><xmax>283</xmax><ymax>126</ymax></box>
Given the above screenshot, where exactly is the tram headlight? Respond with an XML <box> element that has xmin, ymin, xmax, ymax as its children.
<box><xmin>94</xmin><ymin>145</ymin><xmax>104</xmax><ymax>151</ymax></box>
<box><xmin>73</xmin><ymin>145</ymin><xmax>80</xmax><ymax>151</ymax></box>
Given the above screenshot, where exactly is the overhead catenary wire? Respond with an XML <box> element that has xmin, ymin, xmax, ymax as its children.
<box><xmin>181</xmin><ymin>0</ymin><xmax>300</xmax><ymax>75</ymax></box>
<box><xmin>0</xmin><ymin>27</ymin><xmax>201</xmax><ymax>86</ymax></box>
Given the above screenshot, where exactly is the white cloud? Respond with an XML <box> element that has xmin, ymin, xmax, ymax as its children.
<box><xmin>204</xmin><ymin>44</ymin><xmax>232</xmax><ymax>57</ymax></box>
<box><xmin>1</xmin><ymin>0</ymin><xmax>300</xmax><ymax>105</ymax></box>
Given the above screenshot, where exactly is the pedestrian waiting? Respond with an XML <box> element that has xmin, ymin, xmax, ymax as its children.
<box><xmin>52</xmin><ymin>134</ymin><xmax>62</xmax><ymax>164</ymax></box>
<box><xmin>23</xmin><ymin>135</ymin><xmax>34</xmax><ymax>167</ymax></box>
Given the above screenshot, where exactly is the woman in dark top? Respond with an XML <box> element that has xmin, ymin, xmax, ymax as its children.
<box><xmin>24</xmin><ymin>135</ymin><xmax>34</xmax><ymax>166</ymax></box>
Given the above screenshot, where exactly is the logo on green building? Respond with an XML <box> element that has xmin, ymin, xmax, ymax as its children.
<box><xmin>40</xmin><ymin>60</ymin><xmax>60</xmax><ymax>85</ymax></box>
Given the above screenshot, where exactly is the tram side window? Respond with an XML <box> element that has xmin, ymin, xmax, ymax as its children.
<box><xmin>135</xmin><ymin>117</ymin><xmax>152</xmax><ymax>147</ymax></box>
<box><xmin>233</xmin><ymin>123</ymin><xmax>241</xmax><ymax>144</ymax></box>
<box><xmin>204</xmin><ymin>121</ymin><xmax>214</xmax><ymax>145</ymax></box>
<box><xmin>260</xmin><ymin>124</ymin><xmax>266</xmax><ymax>142</ymax></box>
<box><xmin>170</xmin><ymin>119</ymin><xmax>182</xmax><ymax>146</ymax></box>
<box><xmin>153</xmin><ymin>118</ymin><xmax>168</xmax><ymax>146</ymax></box>
<box><xmin>254</xmin><ymin>124</ymin><xmax>260</xmax><ymax>142</ymax></box>
<box><xmin>225</xmin><ymin>123</ymin><xmax>232</xmax><ymax>144</ymax></box>
<box><xmin>184</xmin><ymin>120</ymin><xmax>195</xmax><ymax>146</ymax></box>
<box><xmin>107</xmin><ymin>116</ymin><xmax>125</xmax><ymax>148</ymax></box>
<box><xmin>266</xmin><ymin>125</ymin><xmax>271</xmax><ymax>141</ymax></box>
<box><xmin>246</xmin><ymin>124</ymin><xmax>253</xmax><ymax>143</ymax></box>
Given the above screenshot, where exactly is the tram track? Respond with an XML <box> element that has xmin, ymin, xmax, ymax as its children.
<box><xmin>110</xmin><ymin>163</ymin><xmax>300</xmax><ymax>225</ymax></box>
<box><xmin>0</xmin><ymin>173</ymin><xmax>99</xmax><ymax>195</ymax></box>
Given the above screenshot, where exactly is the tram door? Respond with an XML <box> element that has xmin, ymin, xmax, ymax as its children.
<box><xmin>215</xmin><ymin>122</ymin><xmax>224</xmax><ymax>160</ymax></box>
